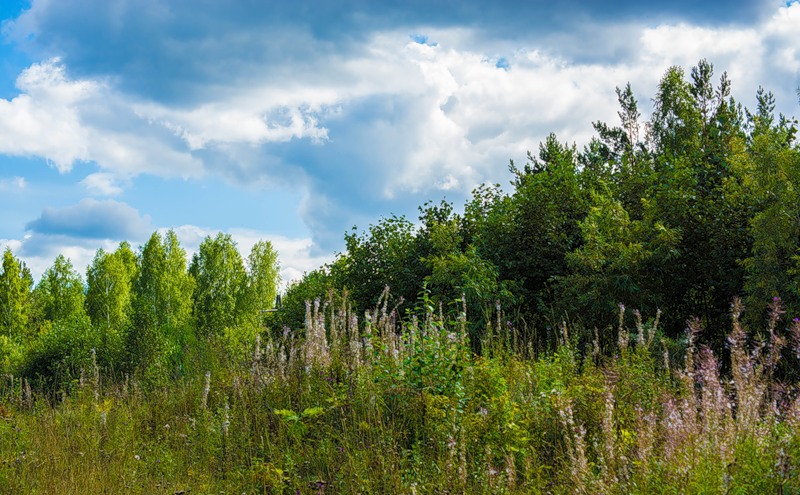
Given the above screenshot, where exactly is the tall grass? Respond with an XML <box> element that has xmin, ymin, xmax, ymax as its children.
<box><xmin>1</xmin><ymin>293</ymin><xmax>799</xmax><ymax>494</ymax></box>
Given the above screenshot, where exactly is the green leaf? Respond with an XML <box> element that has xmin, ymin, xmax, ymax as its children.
<box><xmin>301</xmin><ymin>407</ymin><xmax>325</xmax><ymax>419</ymax></box>
<box><xmin>274</xmin><ymin>409</ymin><xmax>299</xmax><ymax>422</ymax></box>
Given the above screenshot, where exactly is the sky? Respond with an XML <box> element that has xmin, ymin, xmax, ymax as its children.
<box><xmin>0</xmin><ymin>0</ymin><xmax>798</xmax><ymax>287</ymax></box>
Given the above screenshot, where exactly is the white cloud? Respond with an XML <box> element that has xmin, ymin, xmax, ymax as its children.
<box><xmin>1</xmin><ymin>3</ymin><xmax>799</xmax><ymax>257</ymax></box>
<box><xmin>0</xmin><ymin>59</ymin><xmax>93</xmax><ymax>171</ymax></box>
<box><xmin>5</xmin><ymin>12</ymin><xmax>798</xmax><ymax>197</ymax></box>
<box><xmin>763</xmin><ymin>3</ymin><xmax>800</xmax><ymax>75</ymax></box>
<box><xmin>81</xmin><ymin>172</ymin><xmax>125</xmax><ymax>195</ymax></box>
<box><xmin>0</xmin><ymin>58</ymin><xmax>206</xmax><ymax>181</ymax></box>
<box><xmin>143</xmin><ymin>104</ymin><xmax>331</xmax><ymax>150</ymax></box>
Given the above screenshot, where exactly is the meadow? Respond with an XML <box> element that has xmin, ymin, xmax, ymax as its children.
<box><xmin>2</xmin><ymin>292</ymin><xmax>799</xmax><ymax>494</ymax></box>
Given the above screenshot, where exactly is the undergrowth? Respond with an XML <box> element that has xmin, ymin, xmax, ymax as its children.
<box><xmin>1</xmin><ymin>293</ymin><xmax>799</xmax><ymax>494</ymax></box>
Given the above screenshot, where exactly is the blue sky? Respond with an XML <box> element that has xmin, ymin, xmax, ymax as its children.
<box><xmin>0</xmin><ymin>0</ymin><xmax>798</xmax><ymax>285</ymax></box>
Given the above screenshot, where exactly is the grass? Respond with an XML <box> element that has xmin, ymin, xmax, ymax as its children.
<box><xmin>1</xmin><ymin>294</ymin><xmax>800</xmax><ymax>494</ymax></box>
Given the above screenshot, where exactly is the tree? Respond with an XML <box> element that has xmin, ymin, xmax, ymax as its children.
<box><xmin>480</xmin><ymin>134</ymin><xmax>589</xmax><ymax>318</ymax></box>
<box><xmin>33</xmin><ymin>255</ymin><xmax>87</xmax><ymax>325</ymax></box>
<box><xmin>133</xmin><ymin>231</ymin><xmax>194</xmax><ymax>331</ymax></box>
<box><xmin>86</xmin><ymin>246</ymin><xmax>134</xmax><ymax>334</ymax></box>
<box><xmin>588</xmin><ymin>83</ymin><xmax>651</xmax><ymax>220</ymax></box>
<box><xmin>554</xmin><ymin>189</ymin><xmax>680</xmax><ymax>331</ymax></box>
<box><xmin>0</xmin><ymin>248</ymin><xmax>33</xmax><ymax>339</ymax></box>
<box><xmin>163</xmin><ymin>230</ymin><xmax>195</xmax><ymax>329</ymax></box>
<box><xmin>742</xmin><ymin>91</ymin><xmax>800</xmax><ymax>321</ymax></box>
<box><xmin>633</xmin><ymin>61</ymin><xmax>751</xmax><ymax>341</ymax></box>
<box><xmin>129</xmin><ymin>230</ymin><xmax>194</xmax><ymax>370</ymax></box>
<box><xmin>241</xmin><ymin>240</ymin><xmax>281</xmax><ymax>328</ymax></box>
<box><xmin>331</xmin><ymin>215</ymin><xmax>420</xmax><ymax>313</ymax></box>
<box><xmin>190</xmin><ymin>233</ymin><xmax>247</xmax><ymax>335</ymax></box>
<box><xmin>23</xmin><ymin>255</ymin><xmax>94</xmax><ymax>381</ymax></box>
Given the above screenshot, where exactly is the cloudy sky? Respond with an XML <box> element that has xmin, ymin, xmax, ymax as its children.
<box><xmin>0</xmin><ymin>0</ymin><xmax>798</xmax><ymax>285</ymax></box>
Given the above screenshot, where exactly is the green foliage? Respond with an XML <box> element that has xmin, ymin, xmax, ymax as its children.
<box><xmin>0</xmin><ymin>248</ymin><xmax>33</xmax><ymax>341</ymax></box>
<box><xmin>555</xmin><ymin>189</ymin><xmax>680</xmax><ymax>328</ymax></box>
<box><xmin>32</xmin><ymin>254</ymin><xmax>88</xmax><ymax>327</ymax></box>
<box><xmin>133</xmin><ymin>230</ymin><xmax>195</xmax><ymax>331</ymax></box>
<box><xmin>129</xmin><ymin>230</ymin><xmax>195</xmax><ymax>373</ymax></box>
<box><xmin>86</xmin><ymin>244</ymin><xmax>135</xmax><ymax>339</ymax></box>
<box><xmin>483</xmin><ymin>133</ymin><xmax>589</xmax><ymax>321</ymax></box>
<box><xmin>190</xmin><ymin>232</ymin><xmax>248</xmax><ymax>335</ymax></box>
<box><xmin>401</xmin><ymin>288</ymin><xmax>469</xmax><ymax>397</ymax></box>
<box><xmin>269</xmin><ymin>268</ymin><xmax>334</xmax><ymax>332</ymax></box>
<box><xmin>0</xmin><ymin>333</ymin><xmax>23</xmax><ymax>372</ymax></box>
<box><xmin>742</xmin><ymin>99</ymin><xmax>800</xmax><ymax>321</ymax></box>
<box><xmin>332</xmin><ymin>214</ymin><xmax>420</xmax><ymax>313</ymax></box>
<box><xmin>20</xmin><ymin>316</ymin><xmax>100</xmax><ymax>384</ymax></box>
<box><xmin>3</xmin><ymin>292</ymin><xmax>800</xmax><ymax>494</ymax></box>
<box><xmin>241</xmin><ymin>240</ymin><xmax>281</xmax><ymax>328</ymax></box>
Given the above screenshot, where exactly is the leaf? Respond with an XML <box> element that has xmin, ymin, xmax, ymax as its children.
<box><xmin>274</xmin><ymin>409</ymin><xmax>299</xmax><ymax>422</ymax></box>
<box><xmin>301</xmin><ymin>407</ymin><xmax>325</xmax><ymax>419</ymax></box>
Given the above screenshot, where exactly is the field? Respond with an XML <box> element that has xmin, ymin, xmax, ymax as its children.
<box><xmin>2</xmin><ymin>295</ymin><xmax>799</xmax><ymax>494</ymax></box>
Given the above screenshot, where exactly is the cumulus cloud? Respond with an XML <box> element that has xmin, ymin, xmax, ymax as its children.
<box><xmin>81</xmin><ymin>172</ymin><xmax>125</xmax><ymax>196</ymax></box>
<box><xmin>1</xmin><ymin>0</ymin><xmax>799</xmax><ymax>255</ymax></box>
<box><xmin>0</xmin><ymin>59</ymin><xmax>93</xmax><ymax>171</ymax></box>
<box><xmin>0</xmin><ymin>58</ymin><xmax>207</xmax><ymax>178</ymax></box>
<box><xmin>25</xmin><ymin>198</ymin><xmax>152</xmax><ymax>240</ymax></box>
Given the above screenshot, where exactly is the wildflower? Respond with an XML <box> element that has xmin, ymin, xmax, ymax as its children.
<box><xmin>222</xmin><ymin>402</ymin><xmax>230</xmax><ymax>436</ymax></box>
<box><xmin>447</xmin><ymin>437</ymin><xmax>457</xmax><ymax>451</ymax></box>
<box><xmin>134</xmin><ymin>454</ymin><xmax>140</xmax><ymax>461</ymax></box>
<box><xmin>201</xmin><ymin>371</ymin><xmax>211</xmax><ymax>410</ymax></box>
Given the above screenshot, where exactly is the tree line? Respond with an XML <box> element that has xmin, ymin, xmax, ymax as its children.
<box><xmin>0</xmin><ymin>231</ymin><xmax>279</xmax><ymax>383</ymax></box>
<box><xmin>2</xmin><ymin>59</ymin><xmax>798</xmax><ymax>382</ymax></box>
<box><xmin>274</xmin><ymin>60</ymin><xmax>800</xmax><ymax>355</ymax></box>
